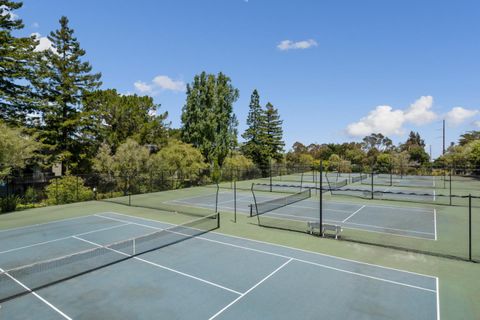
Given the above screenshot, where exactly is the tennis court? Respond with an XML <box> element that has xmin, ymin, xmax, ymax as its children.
<box><xmin>0</xmin><ymin>212</ymin><xmax>438</xmax><ymax>319</ymax></box>
<box><xmin>167</xmin><ymin>190</ymin><xmax>437</xmax><ymax>240</ymax></box>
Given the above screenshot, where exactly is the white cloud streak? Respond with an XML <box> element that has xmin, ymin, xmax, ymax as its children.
<box><xmin>277</xmin><ymin>39</ymin><xmax>318</xmax><ymax>51</ymax></box>
<box><xmin>346</xmin><ymin>96</ymin><xmax>438</xmax><ymax>137</ymax></box>
<box><xmin>134</xmin><ymin>75</ymin><xmax>186</xmax><ymax>95</ymax></box>
<box><xmin>446</xmin><ymin>107</ymin><xmax>479</xmax><ymax>126</ymax></box>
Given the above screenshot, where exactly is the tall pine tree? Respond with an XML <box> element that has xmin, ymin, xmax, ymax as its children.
<box><xmin>241</xmin><ymin>89</ymin><xmax>268</xmax><ymax>168</ymax></box>
<box><xmin>262</xmin><ymin>102</ymin><xmax>285</xmax><ymax>161</ymax></box>
<box><xmin>181</xmin><ymin>71</ymin><xmax>239</xmax><ymax>167</ymax></box>
<box><xmin>34</xmin><ymin>16</ymin><xmax>101</xmax><ymax>173</ymax></box>
<box><xmin>0</xmin><ymin>1</ymin><xmax>38</xmax><ymax>125</ymax></box>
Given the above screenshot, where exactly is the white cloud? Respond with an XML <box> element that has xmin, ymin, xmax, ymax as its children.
<box><xmin>152</xmin><ymin>75</ymin><xmax>186</xmax><ymax>92</ymax></box>
<box><xmin>346</xmin><ymin>96</ymin><xmax>438</xmax><ymax>137</ymax></box>
<box><xmin>31</xmin><ymin>33</ymin><xmax>55</xmax><ymax>53</ymax></box>
<box><xmin>404</xmin><ymin>96</ymin><xmax>437</xmax><ymax>125</ymax></box>
<box><xmin>134</xmin><ymin>81</ymin><xmax>154</xmax><ymax>94</ymax></box>
<box><xmin>346</xmin><ymin>105</ymin><xmax>406</xmax><ymax>136</ymax></box>
<box><xmin>277</xmin><ymin>39</ymin><xmax>318</xmax><ymax>51</ymax></box>
<box><xmin>32</xmin><ymin>22</ymin><xmax>40</xmax><ymax>28</ymax></box>
<box><xmin>134</xmin><ymin>75</ymin><xmax>185</xmax><ymax>95</ymax></box>
<box><xmin>446</xmin><ymin>107</ymin><xmax>478</xmax><ymax>126</ymax></box>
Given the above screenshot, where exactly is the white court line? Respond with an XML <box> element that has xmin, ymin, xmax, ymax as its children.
<box><xmin>434</xmin><ymin>209</ymin><xmax>437</xmax><ymax>241</ymax></box>
<box><xmin>0</xmin><ymin>223</ymin><xmax>130</xmax><ymax>255</ymax></box>
<box><xmin>436</xmin><ymin>278</ymin><xmax>441</xmax><ymax>320</ymax></box>
<box><xmin>72</xmin><ymin>236</ymin><xmax>241</xmax><ymax>296</ymax></box>
<box><xmin>0</xmin><ymin>267</ymin><xmax>72</xmax><ymax>319</ymax></box>
<box><xmin>103</xmin><ymin>211</ymin><xmax>439</xmax><ymax>280</ymax></box>
<box><xmin>433</xmin><ymin>190</ymin><xmax>436</xmax><ymax>202</ymax></box>
<box><xmin>0</xmin><ymin>215</ymin><xmax>92</xmax><ymax>234</ymax></box>
<box><xmin>95</xmin><ymin>213</ymin><xmax>437</xmax><ymax>292</ymax></box>
<box><xmin>208</xmin><ymin>259</ymin><xmax>293</xmax><ymax>319</ymax></box>
<box><xmin>255</xmin><ymin>212</ymin><xmax>435</xmax><ymax>240</ymax></box>
<box><xmin>342</xmin><ymin>205</ymin><xmax>366</xmax><ymax>223</ymax></box>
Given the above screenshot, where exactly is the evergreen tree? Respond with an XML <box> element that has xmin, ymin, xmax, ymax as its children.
<box><xmin>33</xmin><ymin>16</ymin><xmax>101</xmax><ymax>174</ymax></box>
<box><xmin>241</xmin><ymin>89</ymin><xmax>268</xmax><ymax>167</ymax></box>
<box><xmin>181</xmin><ymin>71</ymin><xmax>239</xmax><ymax>167</ymax></box>
<box><xmin>262</xmin><ymin>102</ymin><xmax>285</xmax><ymax>161</ymax></box>
<box><xmin>82</xmin><ymin>89</ymin><xmax>169</xmax><ymax>157</ymax></box>
<box><xmin>0</xmin><ymin>1</ymin><xmax>38</xmax><ymax>125</ymax></box>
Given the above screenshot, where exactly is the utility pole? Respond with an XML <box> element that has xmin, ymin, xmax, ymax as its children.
<box><xmin>442</xmin><ymin>119</ymin><xmax>446</xmax><ymax>155</ymax></box>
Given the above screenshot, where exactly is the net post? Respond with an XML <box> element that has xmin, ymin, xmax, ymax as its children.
<box><xmin>269</xmin><ymin>159</ymin><xmax>273</xmax><ymax>192</ymax></box>
<box><xmin>215</xmin><ymin>183</ymin><xmax>220</xmax><ymax>213</ymax></box>
<box><xmin>371</xmin><ymin>168</ymin><xmax>374</xmax><ymax>200</ymax></box>
<box><xmin>449</xmin><ymin>169</ymin><xmax>452</xmax><ymax>206</ymax></box>
<box><xmin>128</xmin><ymin>176</ymin><xmax>131</xmax><ymax>206</ymax></box>
<box><xmin>319</xmin><ymin>161</ymin><xmax>323</xmax><ymax>237</ymax></box>
<box><xmin>233</xmin><ymin>180</ymin><xmax>237</xmax><ymax>223</ymax></box>
<box><xmin>469</xmin><ymin>194</ymin><xmax>472</xmax><ymax>261</ymax></box>
<box><xmin>217</xmin><ymin>211</ymin><xmax>221</xmax><ymax>229</ymax></box>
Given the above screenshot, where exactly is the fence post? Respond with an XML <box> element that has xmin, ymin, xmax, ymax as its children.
<box><xmin>55</xmin><ymin>177</ymin><xmax>59</xmax><ymax>205</ymax></box>
<box><xmin>319</xmin><ymin>161</ymin><xmax>323</xmax><ymax>237</ymax></box>
<box><xmin>371</xmin><ymin>169</ymin><xmax>374</xmax><ymax>200</ymax></box>
<box><xmin>469</xmin><ymin>194</ymin><xmax>472</xmax><ymax>261</ymax></box>
<box><xmin>233</xmin><ymin>180</ymin><xmax>237</xmax><ymax>223</ymax></box>
<box><xmin>76</xmin><ymin>176</ymin><xmax>79</xmax><ymax>202</ymax></box>
<box><xmin>449</xmin><ymin>169</ymin><xmax>452</xmax><ymax>206</ymax></box>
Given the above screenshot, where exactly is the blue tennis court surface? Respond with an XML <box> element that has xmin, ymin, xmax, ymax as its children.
<box><xmin>0</xmin><ymin>212</ymin><xmax>438</xmax><ymax>319</ymax></box>
<box><xmin>168</xmin><ymin>191</ymin><xmax>437</xmax><ymax>240</ymax></box>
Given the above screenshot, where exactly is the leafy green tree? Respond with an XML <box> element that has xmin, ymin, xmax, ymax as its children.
<box><xmin>92</xmin><ymin>143</ymin><xmax>115</xmax><ymax>177</ymax></box>
<box><xmin>112</xmin><ymin>139</ymin><xmax>150</xmax><ymax>180</ymax></box>
<box><xmin>376</xmin><ymin>153</ymin><xmax>393</xmax><ymax>172</ymax></box>
<box><xmin>149</xmin><ymin>140</ymin><xmax>206</xmax><ymax>179</ymax></box>
<box><xmin>400</xmin><ymin>131</ymin><xmax>429</xmax><ymax>164</ymax></box>
<box><xmin>392</xmin><ymin>151</ymin><xmax>410</xmax><ymax>175</ymax></box>
<box><xmin>241</xmin><ymin>89</ymin><xmax>268</xmax><ymax>167</ymax></box>
<box><xmin>362</xmin><ymin>133</ymin><xmax>393</xmax><ymax>152</ymax></box>
<box><xmin>44</xmin><ymin>175</ymin><xmax>93</xmax><ymax>205</ymax></box>
<box><xmin>0</xmin><ymin>121</ymin><xmax>40</xmax><ymax>178</ymax></box>
<box><xmin>181</xmin><ymin>71</ymin><xmax>239</xmax><ymax>167</ymax></box>
<box><xmin>0</xmin><ymin>1</ymin><xmax>38</xmax><ymax>125</ymax></box>
<box><xmin>328</xmin><ymin>154</ymin><xmax>341</xmax><ymax>171</ymax></box>
<box><xmin>459</xmin><ymin>131</ymin><xmax>480</xmax><ymax>146</ymax></box>
<box><xmin>33</xmin><ymin>16</ymin><xmax>101</xmax><ymax>174</ymax></box>
<box><xmin>262</xmin><ymin>102</ymin><xmax>285</xmax><ymax>161</ymax></box>
<box><xmin>82</xmin><ymin>89</ymin><xmax>169</xmax><ymax>161</ymax></box>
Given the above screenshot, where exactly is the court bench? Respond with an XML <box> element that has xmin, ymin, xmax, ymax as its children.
<box><xmin>307</xmin><ymin>222</ymin><xmax>342</xmax><ymax>239</ymax></box>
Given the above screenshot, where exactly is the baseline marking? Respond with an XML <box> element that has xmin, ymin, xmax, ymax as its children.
<box><xmin>0</xmin><ymin>268</ymin><xmax>71</xmax><ymax>319</ymax></box>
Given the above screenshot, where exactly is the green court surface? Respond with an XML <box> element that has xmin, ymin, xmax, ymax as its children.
<box><xmin>0</xmin><ymin>185</ymin><xmax>479</xmax><ymax>319</ymax></box>
<box><xmin>0</xmin><ymin>212</ymin><xmax>437</xmax><ymax>319</ymax></box>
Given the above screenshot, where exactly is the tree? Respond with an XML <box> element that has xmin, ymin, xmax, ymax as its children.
<box><xmin>82</xmin><ymin>89</ymin><xmax>169</xmax><ymax>159</ymax></box>
<box><xmin>362</xmin><ymin>133</ymin><xmax>393</xmax><ymax>152</ymax></box>
<box><xmin>459</xmin><ymin>131</ymin><xmax>480</xmax><ymax>146</ymax></box>
<box><xmin>181</xmin><ymin>72</ymin><xmax>239</xmax><ymax>168</ymax></box>
<box><xmin>0</xmin><ymin>1</ymin><xmax>38</xmax><ymax>125</ymax></box>
<box><xmin>149</xmin><ymin>140</ymin><xmax>207</xmax><ymax>179</ymax></box>
<box><xmin>241</xmin><ymin>89</ymin><xmax>268</xmax><ymax>167</ymax></box>
<box><xmin>262</xmin><ymin>102</ymin><xmax>285</xmax><ymax>161</ymax></box>
<box><xmin>400</xmin><ymin>131</ymin><xmax>429</xmax><ymax>165</ymax></box>
<box><xmin>0</xmin><ymin>121</ymin><xmax>40</xmax><ymax>178</ymax></box>
<box><xmin>33</xmin><ymin>16</ymin><xmax>101</xmax><ymax>174</ymax></box>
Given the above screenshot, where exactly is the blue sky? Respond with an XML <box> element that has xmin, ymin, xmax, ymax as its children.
<box><xmin>15</xmin><ymin>0</ymin><xmax>480</xmax><ymax>158</ymax></box>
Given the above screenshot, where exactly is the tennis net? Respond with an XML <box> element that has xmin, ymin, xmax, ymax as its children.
<box><xmin>252</xmin><ymin>189</ymin><xmax>311</xmax><ymax>217</ymax></box>
<box><xmin>0</xmin><ymin>213</ymin><xmax>219</xmax><ymax>303</ymax></box>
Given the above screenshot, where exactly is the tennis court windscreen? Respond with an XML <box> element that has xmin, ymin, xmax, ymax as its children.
<box><xmin>252</xmin><ymin>189</ymin><xmax>311</xmax><ymax>216</ymax></box>
<box><xmin>0</xmin><ymin>213</ymin><xmax>219</xmax><ymax>303</ymax></box>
